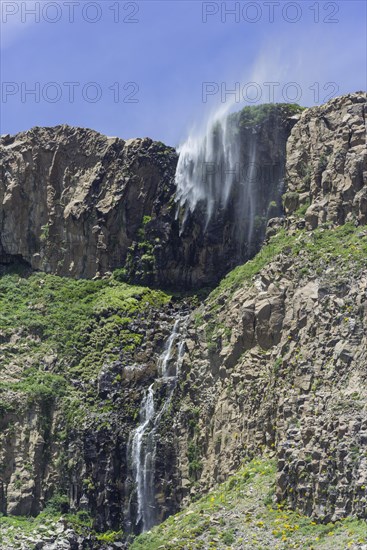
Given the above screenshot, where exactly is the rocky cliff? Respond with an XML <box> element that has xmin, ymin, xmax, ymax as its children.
<box><xmin>0</xmin><ymin>104</ymin><xmax>299</xmax><ymax>289</ymax></box>
<box><xmin>164</xmin><ymin>92</ymin><xmax>367</xmax><ymax>521</ymax></box>
<box><xmin>0</xmin><ymin>92</ymin><xmax>366</xmax><ymax>550</ymax></box>
<box><xmin>0</xmin><ymin>127</ymin><xmax>177</xmax><ymax>280</ymax></box>
<box><xmin>283</xmin><ymin>93</ymin><xmax>366</xmax><ymax>227</ymax></box>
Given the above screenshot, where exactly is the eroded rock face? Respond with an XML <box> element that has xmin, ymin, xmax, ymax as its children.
<box><xmin>284</xmin><ymin>92</ymin><xmax>367</xmax><ymax>228</ymax></box>
<box><xmin>1</xmin><ymin>94</ymin><xmax>367</xmax><ymax>542</ymax></box>
<box><xmin>165</xmin><ymin>93</ymin><xmax>367</xmax><ymax>523</ymax></box>
<box><xmin>171</xmin><ymin>237</ymin><xmax>367</xmax><ymax>523</ymax></box>
<box><xmin>0</xmin><ymin>106</ymin><xmax>297</xmax><ymax>289</ymax></box>
<box><xmin>0</xmin><ymin>126</ymin><xmax>177</xmax><ymax>279</ymax></box>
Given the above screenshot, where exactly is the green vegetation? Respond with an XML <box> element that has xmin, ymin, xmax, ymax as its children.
<box><xmin>130</xmin><ymin>458</ymin><xmax>367</xmax><ymax>549</ymax></box>
<box><xmin>43</xmin><ymin>493</ymin><xmax>69</xmax><ymax>514</ymax></box>
<box><xmin>0</xmin><ymin>510</ymin><xmax>94</xmax><ymax>545</ymax></box>
<box><xmin>0</xmin><ymin>271</ymin><xmax>170</xmax><ymax>422</ymax></box>
<box><xmin>188</xmin><ymin>441</ymin><xmax>203</xmax><ymax>480</ymax></box>
<box><xmin>40</xmin><ymin>223</ymin><xmax>50</xmax><ymax>242</ymax></box>
<box><xmin>273</xmin><ymin>356</ymin><xmax>283</xmax><ymax>375</ymax></box>
<box><xmin>208</xmin><ymin>227</ymin><xmax>291</xmax><ymax>303</ymax></box>
<box><xmin>209</xmin><ymin>223</ymin><xmax>367</xmax><ymax>306</ymax></box>
<box><xmin>96</xmin><ymin>529</ymin><xmax>124</xmax><ymax>543</ymax></box>
<box><xmin>295</xmin><ymin>198</ymin><xmax>311</xmax><ymax>217</ymax></box>
<box><xmin>0</xmin><ymin>510</ymin><xmax>125</xmax><ymax>547</ymax></box>
<box><xmin>234</xmin><ymin>103</ymin><xmax>305</xmax><ymax>129</ymax></box>
<box><xmin>116</xmin><ymin>214</ymin><xmax>156</xmax><ymax>284</ymax></box>
<box><xmin>138</xmin><ymin>215</ymin><xmax>152</xmax><ymax>238</ymax></box>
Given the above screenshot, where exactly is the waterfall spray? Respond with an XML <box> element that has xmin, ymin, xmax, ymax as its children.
<box><xmin>174</xmin><ymin>101</ymin><xmax>263</xmax><ymax>256</ymax></box>
<box><xmin>175</xmin><ymin>104</ymin><xmax>240</xmax><ymax>227</ymax></box>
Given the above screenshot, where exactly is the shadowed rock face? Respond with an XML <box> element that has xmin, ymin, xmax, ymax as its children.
<box><xmin>0</xmin><ymin>106</ymin><xmax>298</xmax><ymax>289</ymax></box>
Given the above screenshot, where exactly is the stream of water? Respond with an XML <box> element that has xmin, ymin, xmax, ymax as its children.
<box><xmin>128</xmin><ymin>317</ymin><xmax>188</xmax><ymax>533</ymax></box>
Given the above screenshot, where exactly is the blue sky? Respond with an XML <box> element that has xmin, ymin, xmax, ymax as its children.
<box><xmin>1</xmin><ymin>0</ymin><xmax>366</xmax><ymax>146</ymax></box>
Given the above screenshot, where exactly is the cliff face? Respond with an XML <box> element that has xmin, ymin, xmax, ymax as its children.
<box><xmin>171</xmin><ymin>225</ymin><xmax>367</xmax><ymax>522</ymax></box>
<box><xmin>0</xmin><ymin>93</ymin><xmax>366</xmax><ymax>549</ymax></box>
<box><xmin>284</xmin><ymin>93</ymin><xmax>366</xmax><ymax>227</ymax></box>
<box><xmin>0</xmin><ymin>106</ymin><xmax>297</xmax><ymax>289</ymax></box>
<box><xmin>0</xmin><ymin>127</ymin><xmax>177</xmax><ymax>279</ymax></box>
<box><xmin>167</xmin><ymin>92</ymin><xmax>367</xmax><ymax>523</ymax></box>
<box><xmin>0</xmin><ymin>276</ymin><xmax>180</xmax><ymax>530</ymax></box>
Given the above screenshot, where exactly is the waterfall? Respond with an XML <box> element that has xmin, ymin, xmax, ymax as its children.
<box><xmin>174</xmin><ymin>105</ymin><xmax>263</xmax><ymax>255</ymax></box>
<box><xmin>175</xmin><ymin>110</ymin><xmax>241</xmax><ymax>227</ymax></box>
<box><xmin>158</xmin><ymin>319</ymin><xmax>180</xmax><ymax>378</ymax></box>
<box><xmin>127</xmin><ymin>316</ymin><xmax>188</xmax><ymax>533</ymax></box>
<box><xmin>130</xmin><ymin>385</ymin><xmax>155</xmax><ymax>531</ymax></box>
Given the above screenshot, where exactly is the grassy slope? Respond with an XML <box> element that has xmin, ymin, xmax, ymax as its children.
<box><xmin>208</xmin><ymin>222</ymin><xmax>367</xmax><ymax>305</ymax></box>
<box><xmin>0</xmin><ymin>270</ymin><xmax>170</xmax><ymax>421</ymax></box>
<box><xmin>131</xmin><ymin>459</ymin><xmax>367</xmax><ymax>550</ymax></box>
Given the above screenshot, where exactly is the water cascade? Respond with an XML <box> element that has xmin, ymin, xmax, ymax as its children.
<box><xmin>127</xmin><ymin>317</ymin><xmax>188</xmax><ymax>533</ymax></box>
<box><xmin>175</xmin><ymin>110</ymin><xmax>241</xmax><ymax>227</ymax></box>
<box><xmin>174</xmin><ymin>104</ymin><xmax>286</xmax><ymax>259</ymax></box>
